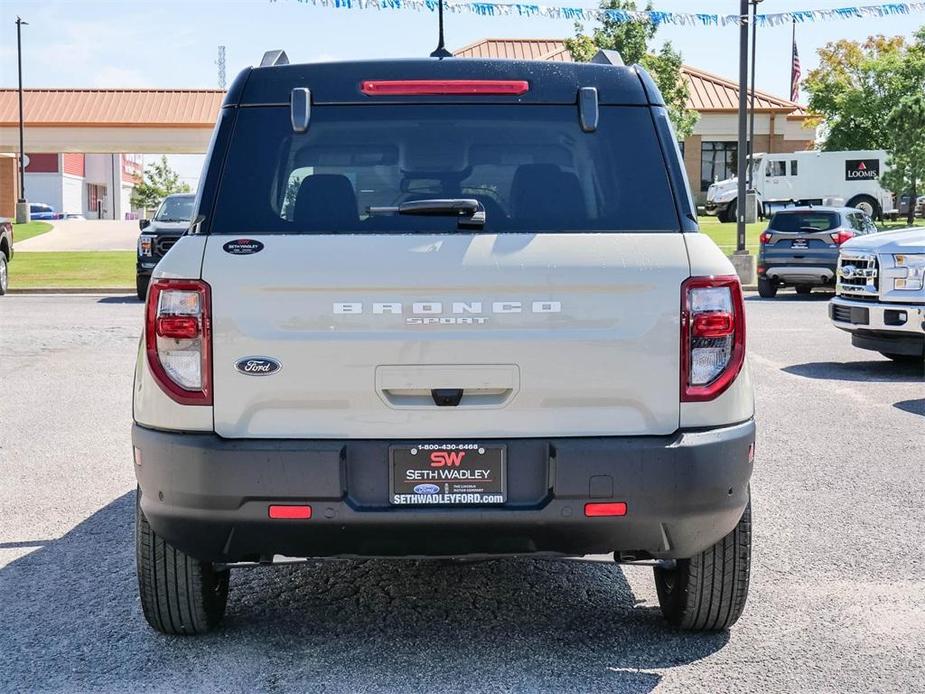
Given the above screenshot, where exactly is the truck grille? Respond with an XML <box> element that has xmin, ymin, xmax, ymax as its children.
<box><xmin>155</xmin><ymin>237</ymin><xmax>178</xmax><ymax>257</ymax></box>
<box><xmin>836</xmin><ymin>253</ymin><xmax>878</xmax><ymax>300</ymax></box>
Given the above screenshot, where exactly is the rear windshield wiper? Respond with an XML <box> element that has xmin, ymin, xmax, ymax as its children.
<box><xmin>368</xmin><ymin>198</ymin><xmax>485</xmax><ymax>229</ymax></box>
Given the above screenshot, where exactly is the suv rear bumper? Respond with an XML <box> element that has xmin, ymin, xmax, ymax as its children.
<box><xmin>133</xmin><ymin>420</ymin><xmax>755</xmax><ymax>562</ymax></box>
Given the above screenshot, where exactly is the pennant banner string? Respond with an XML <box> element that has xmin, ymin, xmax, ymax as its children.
<box><xmin>274</xmin><ymin>1</ymin><xmax>925</xmax><ymax>26</ymax></box>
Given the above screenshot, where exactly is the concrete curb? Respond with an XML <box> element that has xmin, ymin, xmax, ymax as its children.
<box><xmin>8</xmin><ymin>287</ymin><xmax>135</xmax><ymax>295</ymax></box>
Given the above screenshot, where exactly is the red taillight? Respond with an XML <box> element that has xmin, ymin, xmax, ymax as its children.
<box><xmin>680</xmin><ymin>276</ymin><xmax>746</xmax><ymax>402</ymax></box>
<box><xmin>692</xmin><ymin>311</ymin><xmax>734</xmax><ymax>338</ymax></box>
<box><xmin>145</xmin><ymin>279</ymin><xmax>212</xmax><ymax>406</ymax></box>
<box><xmin>584</xmin><ymin>502</ymin><xmax>628</xmax><ymax>517</ymax></box>
<box><xmin>155</xmin><ymin>316</ymin><xmax>200</xmax><ymax>339</ymax></box>
<box><xmin>360</xmin><ymin>79</ymin><xmax>529</xmax><ymax>96</ymax></box>
<box><xmin>759</xmin><ymin>231</ymin><xmax>772</xmax><ymax>245</ymax></box>
<box><xmin>830</xmin><ymin>229</ymin><xmax>854</xmax><ymax>245</ymax></box>
<box><xmin>268</xmin><ymin>505</ymin><xmax>312</xmax><ymax>519</ymax></box>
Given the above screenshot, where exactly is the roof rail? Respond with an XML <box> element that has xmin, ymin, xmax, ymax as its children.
<box><xmin>591</xmin><ymin>49</ymin><xmax>624</xmax><ymax>67</ymax></box>
<box><xmin>260</xmin><ymin>50</ymin><xmax>289</xmax><ymax>68</ymax></box>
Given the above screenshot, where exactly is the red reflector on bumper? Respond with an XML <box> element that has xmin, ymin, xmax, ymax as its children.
<box><xmin>584</xmin><ymin>502</ymin><xmax>627</xmax><ymax>517</ymax></box>
<box><xmin>268</xmin><ymin>505</ymin><xmax>312</xmax><ymax>519</ymax></box>
<box><xmin>361</xmin><ymin>79</ymin><xmax>529</xmax><ymax>96</ymax></box>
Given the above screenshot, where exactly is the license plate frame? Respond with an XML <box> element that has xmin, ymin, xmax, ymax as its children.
<box><xmin>791</xmin><ymin>239</ymin><xmax>809</xmax><ymax>249</ymax></box>
<box><xmin>389</xmin><ymin>444</ymin><xmax>506</xmax><ymax>506</ymax></box>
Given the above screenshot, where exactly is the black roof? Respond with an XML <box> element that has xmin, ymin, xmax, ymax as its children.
<box><xmin>225</xmin><ymin>58</ymin><xmax>661</xmax><ymax>107</ymax></box>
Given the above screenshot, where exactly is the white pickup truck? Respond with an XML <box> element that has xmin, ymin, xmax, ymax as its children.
<box><xmin>830</xmin><ymin>227</ymin><xmax>925</xmax><ymax>362</ymax></box>
<box><xmin>131</xmin><ymin>53</ymin><xmax>755</xmax><ymax>635</ymax></box>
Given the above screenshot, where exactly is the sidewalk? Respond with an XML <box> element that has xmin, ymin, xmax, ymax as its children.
<box><xmin>14</xmin><ymin>220</ymin><xmax>138</xmax><ymax>252</ymax></box>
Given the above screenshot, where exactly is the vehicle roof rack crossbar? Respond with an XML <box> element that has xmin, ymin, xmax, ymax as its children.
<box><xmin>578</xmin><ymin>87</ymin><xmax>599</xmax><ymax>133</ymax></box>
<box><xmin>260</xmin><ymin>50</ymin><xmax>289</xmax><ymax>67</ymax></box>
<box><xmin>591</xmin><ymin>49</ymin><xmax>624</xmax><ymax>67</ymax></box>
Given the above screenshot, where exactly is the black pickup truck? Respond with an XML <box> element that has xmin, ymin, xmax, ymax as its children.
<box><xmin>136</xmin><ymin>193</ymin><xmax>194</xmax><ymax>299</ymax></box>
<box><xmin>0</xmin><ymin>219</ymin><xmax>12</xmax><ymax>295</ymax></box>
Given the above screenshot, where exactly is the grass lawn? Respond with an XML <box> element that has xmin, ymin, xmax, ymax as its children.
<box><xmin>699</xmin><ymin>217</ymin><xmax>764</xmax><ymax>254</ymax></box>
<box><xmin>12</xmin><ymin>221</ymin><xmax>54</xmax><ymax>244</ymax></box>
<box><xmin>698</xmin><ymin>216</ymin><xmax>924</xmax><ymax>255</ymax></box>
<box><xmin>10</xmin><ymin>251</ymin><xmax>134</xmax><ymax>288</ymax></box>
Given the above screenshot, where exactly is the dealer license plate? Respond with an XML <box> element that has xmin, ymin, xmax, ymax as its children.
<box><xmin>390</xmin><ymin>444</ymin><xmax>506</xmax><ymax>506</ymax></box>
<box><xmin>791</xmin><ymin>239</ymin><xmax>808</xmax><ymax>249</ymax></box>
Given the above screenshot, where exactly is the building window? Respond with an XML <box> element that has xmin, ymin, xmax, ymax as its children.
<box><xmin>700</xmin><ymin>141</ymin><xmax>737</xmax><ymax>191</ymax></box>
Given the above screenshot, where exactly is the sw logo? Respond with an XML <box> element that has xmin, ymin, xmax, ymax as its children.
<box><xmin>430</xmin><ymin>451</ymin><xmax>466</xmax><ymax>467</ymax></box>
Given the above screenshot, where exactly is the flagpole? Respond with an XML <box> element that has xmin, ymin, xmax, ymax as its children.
<box><xmin>791</xmin><ymin>19</ymin><xmax>797</xmax><ymax>100</ymax></box>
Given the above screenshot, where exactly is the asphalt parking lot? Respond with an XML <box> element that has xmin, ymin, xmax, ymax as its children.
<box><xmin>0</xmin><ymin>293</ymin><xmax>922</xmax><ymax>693</ymax></box>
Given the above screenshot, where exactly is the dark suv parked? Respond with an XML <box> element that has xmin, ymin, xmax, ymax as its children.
<box><xmin>757</xmin><ymin>206</ymin><xmax>879</xmax><ymax>298</ymax></box>
<box><xmin>136</xmin><ymin>193</ymin><xmax>195</xmax><ymax>299</ymax></box>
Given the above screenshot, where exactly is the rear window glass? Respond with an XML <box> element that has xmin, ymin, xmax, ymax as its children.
<box><xmin>210</xmin><ymin>105</ymin><xmax>680</xmax><ymax>234</ymax></box>
<box><xmin>769</xmin><ymin>211</ymin><xmax>839</xmax><ymax>232</ymax></box>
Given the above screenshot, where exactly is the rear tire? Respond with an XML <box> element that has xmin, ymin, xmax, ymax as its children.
<box><xmin>0</xmin><ymin>253</ymin><xmax>8</xmax><ymax>295</ymax></box>
<box><xmin>136</xmin><ymin>489</ymin><xmax>229</xmax><ymax>635</ymax></box>
<box><xmin>654</xmin><ymin>499</ymin><xmax>751</xmax><ymax>631</ymax></box>
<box><xmin>719</xmin><ymin>200</ymin><xmax>737</xmax><ymax>223</ymax></box>
<box><xmin>757</xmin><ymin>278</ymin><xmax>777</xmax><ymax>298</ymax></box>
<box><xmin>795</xmin><ymin>285</ymin><xmax>812</xmax><ymax>295</ymax></box>
<box><xmin>136</xmin><ymin>274</ymin><xmax>149</xmax><ymax>302</ymax></box>
<box><xmin>847</xmin><ymin>194</ymin><xmax>880</xmax><ymax>220</ymax></box>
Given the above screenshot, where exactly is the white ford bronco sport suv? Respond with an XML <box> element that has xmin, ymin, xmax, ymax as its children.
<box><xmin>132</xmin><ymin>53</ymin><xmax>755</xmax><ymax>635</ymax></box>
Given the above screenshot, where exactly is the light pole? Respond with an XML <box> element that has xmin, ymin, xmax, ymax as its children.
<box><xmin>747</xmin><ymin>0</ymin><xmax>763</xmax><ymax>191</ymax></box>
<box><xmin>729</xmin><ymin>0</ymin><xmax>756</xmax><ymax>284</ymax></box>
<box><xmin>735</xmin><ymin>0</ymin><xmax>748</xmax><ymax>253</ymax></box>
<box><xmin>15</xmin><ymin>16</ymin><xmax>29</xmax><ymax>224</ymax></box>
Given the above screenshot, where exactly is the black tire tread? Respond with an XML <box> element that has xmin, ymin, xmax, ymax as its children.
<box><xmin>757</xmin><ymin>278</ymin><xmax>777</xmax><ymax>298</ymax></box>
<box><xmin>136</xmin><ymin>491</ymin><xmax>228</xmax><ymax>634</ymax></box>
<box><xmin>655</xmin><ymin>500</ymin><xmax>751</xmax><ymax>631</ymax></box>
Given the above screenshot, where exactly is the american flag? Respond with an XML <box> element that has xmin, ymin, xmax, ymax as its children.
<box><xmin>790</xmin><ymin>23</ymin><xmax>801</xmax><ymax>103</ymax></box>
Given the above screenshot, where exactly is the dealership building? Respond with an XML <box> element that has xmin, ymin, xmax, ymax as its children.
<box><xmin>1</xmin><ymin>53</ymin><xmax>810</xmax><ymax>218</ymax></box>
<box><xmin>22</xmin><ymin>152</ymin><xmax>142</xmax><ymax>219</ymax></box>
<box><xmin>455</xmin><ymin>39</ymin><xmax>816</xmax><ymax>203</ymax></box>
<box><xmin>0</xmin><ymin>88</ymin><xmax>222</xmax><ymax>220</ymax></box>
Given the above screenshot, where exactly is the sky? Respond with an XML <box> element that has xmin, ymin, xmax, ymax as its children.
<box><xmin>1</xmin><ymin>0</ymin><xmax>922</xmax><ymax>184</ymax></box>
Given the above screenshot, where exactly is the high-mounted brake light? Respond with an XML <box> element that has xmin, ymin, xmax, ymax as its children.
<box><xmin>830</xmin><ymin>229</ymin><xmax>854</xmax><ymax>245</ymax></box>
<box><xmin>360</xmin><ymin>80</ymin><xmax>529</xmax><ymax>96</ymax></box>
<box><xmin>681</xmin><ymin>276</ymin><xmax>746</xmax><ymax>402</ymax></box>
<box><xmin>145</xmin><ymin>279</ymin><xmax>212</xmax><ymax>405</ymax></box>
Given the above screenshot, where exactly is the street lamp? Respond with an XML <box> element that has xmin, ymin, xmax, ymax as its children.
<box><xmin>15</xmin><ymin>16</ymin><xmax>29</xmax><ymax>224</ymax></box>
<box><xmin>747</xmin><ymin>0</ymin><xmax>764</xmax><ymax>191</ymax></box>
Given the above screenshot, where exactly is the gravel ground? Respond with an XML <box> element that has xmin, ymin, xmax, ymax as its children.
<box><xmin>0</xmin><ymin>293</ymin><xmax>922</xmax><ymax>693</ymax></box>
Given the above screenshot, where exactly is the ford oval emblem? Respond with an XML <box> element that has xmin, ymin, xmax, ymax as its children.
<box><xmin>222</xmin><ymin>238</ymin><xmax>264</xmax><ymax>255</ymax></box>
<box><xmin>414</xmin><ymin>484</ymin><xmax>441</xmax><ymax>495</ymax></box>
<box><xmin>234</xmin><ymin>357</ymin><xmax>281</xmax><ymax>376</ymax></box>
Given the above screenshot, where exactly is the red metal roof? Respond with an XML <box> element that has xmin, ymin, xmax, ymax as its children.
<box><xmin>454</xmin><ymin>38</ymin><xmax>805</xmax><ymax>114</ymax></box>
<box><xmin>0</xmin><ymin>89</ymin><xmax>224</xmax><ymax>128</ymax></box>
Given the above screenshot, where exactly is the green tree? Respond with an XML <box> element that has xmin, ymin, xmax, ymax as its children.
<box><xmin>880</xmin><ymin>92</ymin><xmax>925</xmax><ymax>224</ymax></box>
<box><xmin>131</xmin><ymin>155</ymin><xmax>191</xmax><ymax>212</ymax></box>
<box><xmin>804</xmin><ymin>28</ymin><xmax>925</xmax><ymax>218</ymax></box>
<box><xmin>565</xmin><ymin>0</ymin><xmax>698</xmax><ymax>140</ymax></box>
